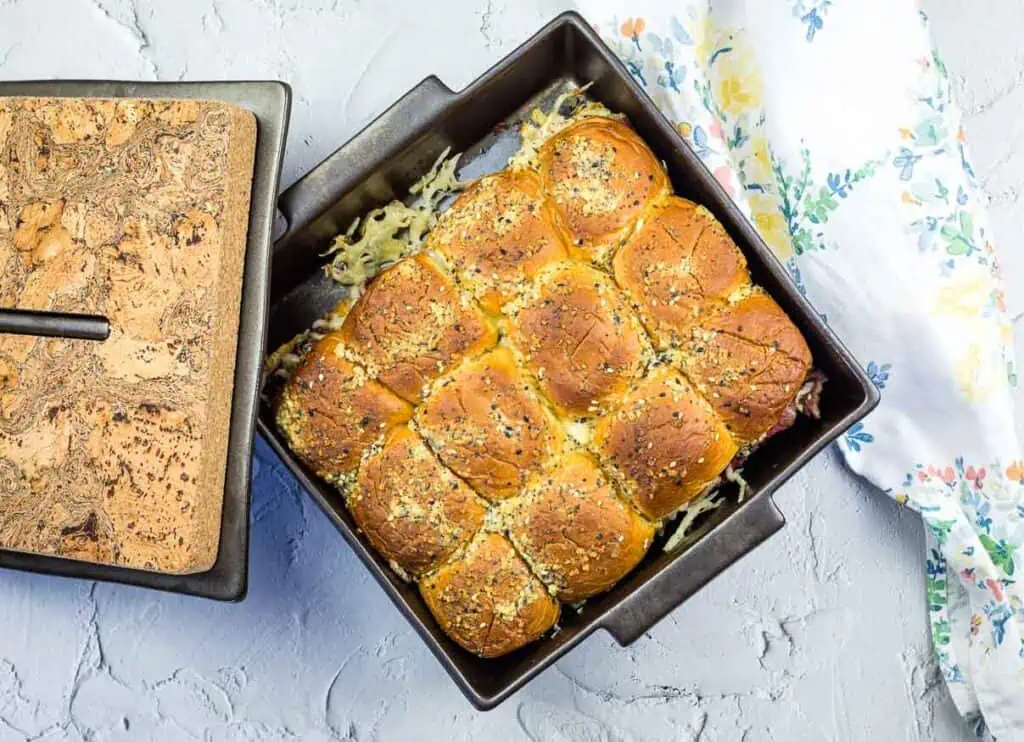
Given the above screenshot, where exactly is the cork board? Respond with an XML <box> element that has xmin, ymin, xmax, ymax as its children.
<box><xmin>0</xmin><ymin>97</ymin><xmax>257</xmax><ymax>574</ymax></box>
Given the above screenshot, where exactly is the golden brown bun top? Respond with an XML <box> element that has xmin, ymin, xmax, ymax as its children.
<box><xmin>426</xmin><ymin>170</ymin><xmax>568</xmax><ymax>313</ymax></box>
<box><xmin>274</xmin><ymin>104</ymin><xmax>817</xmax><ymax>659</ymax></box>
<box><xmin>613</xmin><ymin>196</ymin><xmax>750</xmax><ymax>348</ymax></box>
<box><xmin>340</xmin><ymin>252</ymin><xmax>497</xmax><ymax>402</ymax></box>
<box><xmin>506</xmin><ymin>451</ymin><xmax>654</xmax><ymax>601</ymax></box>
<box><xmin>507</xmin><ymin>262</ymin><xmax>651</xmax><ymax>417</ymax></box>
<box><xmin>274</xmin><ymin>334</ymin><xmax>413</xmax><ymax>486</ymax></box>
<box><xmin>350</xmin><ymin>426</ymin><xmax>486</xmax><ymax>578</ymax></box>
<box><xmin>419</xmin><ymin>532</ymin><xmax>560</xmax><ymax>658</ymax></box>
<box><xmin>537</xmin><ymin>117</ymin><xmax>670</xmax><ymax>264</ymax></box>
<box><xmin>593</xmin><ymin>366</ymin><xmax>738</xmax><ymax>519</ymax></box>
<box><xmin>677</xmin><ymin>288</ymin><xmax>812</xmax><ymax>446</ymax></box>
<box><xmin>415</xmin><ymin>346</ymin><xmax>564</xmax><ymax>501</ymax></box>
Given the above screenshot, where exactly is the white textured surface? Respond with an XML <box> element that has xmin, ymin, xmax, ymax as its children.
<box><xmin>0</xmin><ymin>1</ymin><xmax>1014</xmax><ymax>739</ymax></box>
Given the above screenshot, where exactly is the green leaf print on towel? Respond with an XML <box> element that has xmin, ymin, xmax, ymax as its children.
<box><xmin>978</xmin><ymin>534</ymin><xmax>1016</xmax><ymax>576</ymax></box>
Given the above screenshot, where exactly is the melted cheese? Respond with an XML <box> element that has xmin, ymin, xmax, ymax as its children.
<box><xmin>323</xmin><ymin>148</ymin><xmax>463</xmax><ymax>285</ymax></box>
<box><xmin>507</xmin><ymin>85</ymin><xmax>616</xmax><ymax>171</ymax></box>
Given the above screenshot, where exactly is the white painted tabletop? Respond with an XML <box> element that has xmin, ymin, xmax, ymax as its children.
<box><xmin>0</xmin><ymin>1</ymin><xmax>1017</xmax><ymax>739</ymax></box>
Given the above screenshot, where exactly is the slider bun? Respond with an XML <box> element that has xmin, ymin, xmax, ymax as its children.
<box><xmin>415</xmin><ymin>346</ymin><xmax>564</xmax><ymax>500</ymax></box>
<box><xmin>427</xmin><ymin>170</ymin><xmax>568</xmax><ymax>313</ymax></box>
<box><xmin>613</xmin><ymin>196</ymin><xmax>750</xmax><ymax>348</ymax></box>
<box><xmin>507</xmin><ymin>452</ymin><xmax>654</xmax><ymax>601</ymax></box>
<box><xmin>507</xmin><ymin>262</ymin><xmax>649</xmax><ymax>417</ymax></box>
<box><xmin>420</xmin><ymin>532</ymin><xmax>560</xmax><ymax>658</ymax></box>
<box><xmin>350</xmin><ymin>426</ymin><xmax>487</xmax><ymax>578</ymax></box>
<box><xmin>537</xmin><ymin>116</ymin><xmax>669</xmax><ymax>264</ymax></box>
<box><xmin>274</xmin><ymin>334</ymin><xmax>412</xmax><ymax>487</ymax></box>
<box><xmin>340</xmin><ymin>253</ymin><xmax>497</xmax><ymax>402</ymax></box>
<box><xmin>275</xmin><ymin>100</ymin><xmax>819</xmax><ymax>659</ymax></box>
<box><xmin>593</xmin><ymin>366</ymin><xmax>738</xmax><ymax>519</ymax></box>
<box><xmin>676</xmin><ymin>288</ymin><xmax>812</xmax><ymax>446</ymax></box>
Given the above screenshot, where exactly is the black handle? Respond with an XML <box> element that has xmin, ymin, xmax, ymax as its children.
<box><xmin>276</xmin><ymin>75</ymin><xmax>457</xmax><ymax>244</ymax></box>
<box><xmin>0</xmin><ymin>308</ymin><xmax>110</xmax><ymax>341</ymax></box>
<box><xmin>601</xmin><ymin>493</ymin><xmax>785</xmax><ymax>646</ymax></box>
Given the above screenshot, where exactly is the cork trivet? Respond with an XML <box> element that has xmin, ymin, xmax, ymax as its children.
<box><xmin>0</xmin><ymin>97</ymin><xmax>257</xmax><ymax>574</ymax></box>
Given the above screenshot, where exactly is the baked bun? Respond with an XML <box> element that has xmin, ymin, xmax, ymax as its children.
<box><xmin>537</xmin><ymin>117</ymin><xmax>669</xmax><ymax>264</ymax></box>
<box><xmin>415</xmin><ymin>346</ymin><xmax>564</xmax><ymax>500</ymax></box>
<box><xmin>613</xmin><ymin>196</ymin><xmax>749</xmax><ymax>348</ymax></box>
<box><xmin>427</xmin><ymin>170</ymin><xmax>568</xmax><ymax>313</ymax></box>
<box><xmin>507</xmin><ymin>262</ymin><xmax>650</xmax><ymax>417</ymax></box>
<box><xmin>275</xmin><ymin>334</ymin><xmax>412</xmax><ymax>487</ymax></box>
<box><xmin>676</xmin><ymin>288</ymin><xmax>812</xmax><ymax>446</ymax></box>
<box><xmin>420</xmin><ymin>532</ymin><xmax>560</xmax><ymax>657</ymax></box>
<box><xmin>340</xmin><ymin>252</ymin><xmax>497</xmax><ymax>402</ymax></box>
<box><xmin>506</xmin><ymin>452</ymin><xmax>654</xmax><ymax>601</ymax></box>
<box><xmin>349</xmin><ymin>426</ymin><xmax>487</xmax><ymax>578</ymax></box>
<box><xmin>592</xmin><ymin>366</ymin><xmax>738</xmax><ymax>519</ymax></box>
<box><xmin>275</xmin><ymin>101</ymin><xmax>817</xmax><ymax>659</ymax></box>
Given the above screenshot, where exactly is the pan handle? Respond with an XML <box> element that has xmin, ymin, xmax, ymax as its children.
<box><xmin>601</xmin><ymin>493</ymin><xmax>786</xmax><ymax>647</ymax></box>
<box><xmin>276</xmin><ymin>75</ymin><xmax>457</xmax><ymax>243</ymax></box>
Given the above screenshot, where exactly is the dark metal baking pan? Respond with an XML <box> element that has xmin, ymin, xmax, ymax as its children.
<box><xmin>260</xmin><ymin>11</ymin><xmax>879</xmax><ymax>708</ymax></box>
<box><xmin>0</xmin><ymin>80</ymin><xmax>291</xmax><ymax>601</ymax></box>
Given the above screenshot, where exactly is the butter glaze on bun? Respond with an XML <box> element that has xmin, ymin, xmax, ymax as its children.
<box><xmin>537</xmin><ymin>116</ymin><xmax>670</xmax><ymax>264</ymax></box>
<box><xmin>275</xmin><ymin>106</ymin><xmax>816</xmax><ymax>657</ymax></box>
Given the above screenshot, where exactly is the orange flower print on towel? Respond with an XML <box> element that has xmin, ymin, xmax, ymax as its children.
<box><xmin>620</xmin><ymin>17</ymin><xmax>645</xmax><ymax>50</ymax></box>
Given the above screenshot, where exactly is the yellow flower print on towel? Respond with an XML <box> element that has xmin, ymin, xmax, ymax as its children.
<box><xmin>691</xmin><ymin>10</ymin><xmax>717</xmax><ymax>70</ymax></box>
<box><xmin>691</xmin><ymin>16</ymin><xmax>765</xmax><ymax>121</ymax></box>
<box><xmin>933</xmin><ymin>274</ymin><xmax>997</xmax><ymax>319</ymax></box>
<box><xmin>955</xmin><ymin>343</ymin><xmax>1001</xmax><ymax>404</ymax></box>
<box><xmin>715</xmin><ymin>48</ymin><xmax>764</xmax><ymax>116</ymax></box>
<box><xmin>745</xmin><ymin>132</ymin><xmax>775</xmax><ymax>185</ymax></box>
<box><xmin>749</xmin><ymin>193</ymin><xmax>793</xmax><ymax>259</ymax></box>
<box><xmin>934</xmin><ymin>270</ymin><xmax>1012</xmax><ymax>402</ymax></box>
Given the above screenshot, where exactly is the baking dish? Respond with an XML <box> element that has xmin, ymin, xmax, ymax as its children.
<box><xmin>258</xmin><ymin>11</ymin><xmax>879</xmax><ymax>708</ymax></box>
<box><xmin>0</xmin><ymin>80</ymin><xmax>291</xmax><ymax>601</ymax></box>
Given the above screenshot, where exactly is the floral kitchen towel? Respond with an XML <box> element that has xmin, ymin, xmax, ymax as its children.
<box><xmin>573</xmin><ymin>0</ymin><xmax>1024</xmax><ymax>738</ymax></box>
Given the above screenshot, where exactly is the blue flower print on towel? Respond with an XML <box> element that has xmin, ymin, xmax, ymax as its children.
<box><xmin>791</xmin><ymin>0</ymin><xmax>832</xmax><ymax>42</ymax></box>
<box><xmin>647</xmin><ymin>16</ymin><xmax>692</xmax><ymax>93</ymax></box>
<box><xmin>844</xmin><ymin>422</ymin><xmax>875</xmax><ymax>452</ymax></box>
<box><xmin>984</xmin><ymin>602</ymin><xmax>1014</xmax><ymax>645</ymax></box>
<box><xmin>866</xmin><ymin>361</ymin><xmax>892</xmax><ymax>390</ymax></box>
<box><xmin>894</xmin><ymin>147</ymin><xmax>923</xmax><ymax>181</ymax></box>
